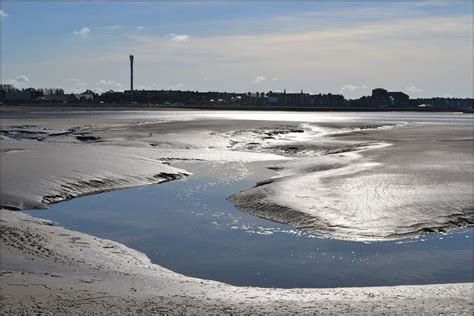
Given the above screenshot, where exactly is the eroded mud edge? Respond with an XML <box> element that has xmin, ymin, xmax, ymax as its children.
<box><xmin>228</xmin><ymin>191</ymin><xmax>474</xmax><ymax>242</ymax></box>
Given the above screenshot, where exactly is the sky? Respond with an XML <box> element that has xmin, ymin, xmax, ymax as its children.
<box><xmin>1</xmin><ymin>1</ymin><xmax>472</xmax><ymax>98</ymax></box>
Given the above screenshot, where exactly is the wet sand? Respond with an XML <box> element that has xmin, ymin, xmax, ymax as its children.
<box><xmin>230</xmin><ymin>123</ymin><xmax>473</xmax><ymax>241</ymax></box>
<box><xmin>1</xmin><ymin>108</ymin><xmax>473</xmax><ymax>313</ymax></box>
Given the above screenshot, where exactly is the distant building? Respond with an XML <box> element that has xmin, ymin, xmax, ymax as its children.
<box><xmin>265</xmin><ymin>90</ymin><xmax>345</xmax><ymax>107</ymax></box>
<box><xmin>68</xmin><ymin>93</ymin><xmax>94</xmax><ymax>103</ymax></box>
<box><xmin>43</xmin><ymin>94</ymin><xmax>70</xmax><ymax>103</ymax></box>
<box><xmin>369</xmin><ymin>88</ymin><xmax>409</xmax><ymax>107</ymax></box>
<box><xmin>311</xmin><ymin>93</ymin><xmax>346</xmax><ymax>107</ymax></box>
<box><xmin>387</xmin><ymin>92</ymin><xmax>409</xmax><ymax>106</ymax></box>
<box><xmin>372</xmin><ymin>88</ymin><xmax>389</xmax><ymax>99</ymax></box>
<box><xmin>283</xmin><ymin>91</ymin><xmax>310</xmax><ymax>106</ymax></box>
<box><xmin>267</xmin><ymin>96</ymin><xmax>278</xmax><ymax>104</ymax></box>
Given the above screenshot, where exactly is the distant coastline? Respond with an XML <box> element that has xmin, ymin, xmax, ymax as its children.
<box><xmin>1</xmin><ymin>103</ymin><xmax>472</xmax><ymax>113</ymax></box>
<box><xmin>1</xmin><ymin>85</ymin><xmax>473</xmax><ymax>112</ymax></box>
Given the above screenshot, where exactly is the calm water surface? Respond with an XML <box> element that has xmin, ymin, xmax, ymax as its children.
<box><xmin>25</xmin><ymin>160</ymin><xmax>473</xmax><ymax>288</ymax></box>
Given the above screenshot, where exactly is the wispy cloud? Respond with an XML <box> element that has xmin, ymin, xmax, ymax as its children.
<box><xmin>6</xmin><ymin>75</ymin><xmax>30</xmax><ymax>87</ymax></box>
<box><xmin>341</xmin><ymin>84</ymin><xmax>368</xmax><ymax>91</ymax></box>
<box><xmin>137</xmin><ymin>26</ymin><xmax>145</xmax><ymax>30</ymax></box>
<box><xmin>15</xmin><ymin>75</ymin><xmax>29</xmax><ymax>84</ymax></box>
<box><xmin>167</xmin><ymin>34</ymin><xmax>190</xmax><ymax>43</ymax></box>
<box><xmin>252</xmin><ymin>76</ymin><xmax>267</xmax><ymax>84</ymax></box>
<box><xmin>73</xmin><ymin>27</ymin><xmax>91</xmax><ymax>39</ymax></box>
<box><xmin>98</xmin><ymin>80</ymin><xmax>123</xmax><ymax>88</ymax></box>
<box><xmin>406</xmin><ymin>86</ymin><xmax>423</xmax><ymax>93</ymax></box>
<box><xmin>0</xmin><ymin>10</ymin><xmax>8</xmax><ymax>19</ymax></box>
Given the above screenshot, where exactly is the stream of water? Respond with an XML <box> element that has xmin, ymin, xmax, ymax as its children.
<box><xmin>24</xmin><ymin>160</ymin><xmax>473</xmax><ymax>288</ymax></box>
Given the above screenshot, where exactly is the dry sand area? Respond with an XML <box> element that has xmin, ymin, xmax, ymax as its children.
<box><xmin>1</xmin><ymin>108</ymin><xmax>473</xmax><ymax>313</ymax></box>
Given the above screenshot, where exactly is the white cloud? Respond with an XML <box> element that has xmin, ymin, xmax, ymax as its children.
<box><xmin>405</xmin><ymin>86</ymin><xmax>423</xmax><ymax>93</ymax></box>
<box><xmin>252</xmin><ymin>76</ymin><xmax>267</xmax><ymax>84</ymax></box>
<box><xmin>98</xmin><ymin>80</ymin><xmax>115</xmax><ymax>85</ymax></box>
<box><xmin>6</xmin><ymin>75</ymin><xmax>30</xmax><ymax>87</ymax></box>
<box><xmin>16</xmin><ymin>75</ymin><xmax>30</xmax><ymax>84</ymax></box>
<box><xmin>0</xmin><ymin>10</ymin><xmax>7</xmax><ymax>19</ymax></box>
<box><xmin>137</xmin><ymin>26</ymin><xmax>145</xmax><ymax>30</ymax></box>
<box><xmin>73</xmin><ymin>27</ymin><xmax>91</xmax><ymax>38</ymax></box>
<box><xmin>167</xmin><ymin>34</ymin><xmax>190</xmax><ymax>43</ymax></box>
<box><xmin>169</xmin><ymin>83</ymin><xmax>184</xmax><ymax>90</ymax></box>
<box><xmin>272</xmin><ymin>77</ymin><xmax>279</xmax><ymax>81</ymax></box>
<box><xmin>98</xmin><ymin>80</ymin><xmax>123</xmax><ymax>89</ymax></box>
<box><xmin>340</xmin><ymin>84</ymin><xmax>368</xmax><ymax>91</ymax></box>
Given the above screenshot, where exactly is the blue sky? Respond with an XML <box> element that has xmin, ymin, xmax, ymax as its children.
<box><xmin>1</xmin><ymin>1</ymin><xmax>472</xmax><ymax>98</ymax></box>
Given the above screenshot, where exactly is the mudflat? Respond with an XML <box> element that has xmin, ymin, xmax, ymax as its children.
<box><xmin>230</xmin><ymin>123</ymin><xmax>473</xmax><ymax>241</ymax></box>
<box><xmin>1</xmin><ymin>108</ymin><xmax>473</xmax><ymax>313</ymax></box>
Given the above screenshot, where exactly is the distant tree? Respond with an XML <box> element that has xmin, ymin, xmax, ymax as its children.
<box><xmin>0</xmin><ymin>84</ymin><xmax>18</xmax><ymax>92</ymax></box>
<box><xmin>41</xmin><ymin>88</ymin><xmax>65</xmax><ymax>95</ymax></box>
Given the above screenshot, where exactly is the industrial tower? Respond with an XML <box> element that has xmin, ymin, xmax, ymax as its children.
<box><xmin>129</xmin><ymin>55</ymin><xmax>134</xmax><ymax>94</ymax></box>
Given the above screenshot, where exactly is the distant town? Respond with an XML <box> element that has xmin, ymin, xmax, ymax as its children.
<box><xmin>2</xmin><ymin>55</ymin><xmax>472</xmax><ymax>112</ymax></box>
<box><xmin>1</xmin><ymin>83</ymin><xmax>472</xmax><ymax>112</ymax></box>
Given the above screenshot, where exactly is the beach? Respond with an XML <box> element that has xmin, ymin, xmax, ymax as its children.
<box><xmin>1</xmin><ymin>108</ymin><xmax>473</xmax><ymax>313</ymax></box>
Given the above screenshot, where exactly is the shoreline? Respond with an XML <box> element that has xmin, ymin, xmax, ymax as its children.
<box><xmin>2</xmin><ymin>104</ymin><xmax>472</xmax><ymax>113</ymax></box>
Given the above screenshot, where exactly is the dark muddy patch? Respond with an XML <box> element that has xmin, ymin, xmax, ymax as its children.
<box><xmin>75</xmin><ymin>135</ymin><xmax>102</xmax><ymax>143</ymax></box>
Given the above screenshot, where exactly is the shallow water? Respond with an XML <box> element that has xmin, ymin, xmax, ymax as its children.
<box><xmin>25</xmin><ymin>160</ymin><xmax>473</xmax><ymax>288</ymax></box>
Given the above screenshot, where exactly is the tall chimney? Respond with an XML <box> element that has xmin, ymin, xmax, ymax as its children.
<box><xmin>129</xmin><ymin>55</ymin><xmax>134</xmax><ymax>93</ymax></box>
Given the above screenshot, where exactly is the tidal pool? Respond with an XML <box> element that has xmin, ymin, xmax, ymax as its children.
<box><xmin>24</xmin><ymin>161</ymin><xmax>473</xmax><ymax>288</ymax></box>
